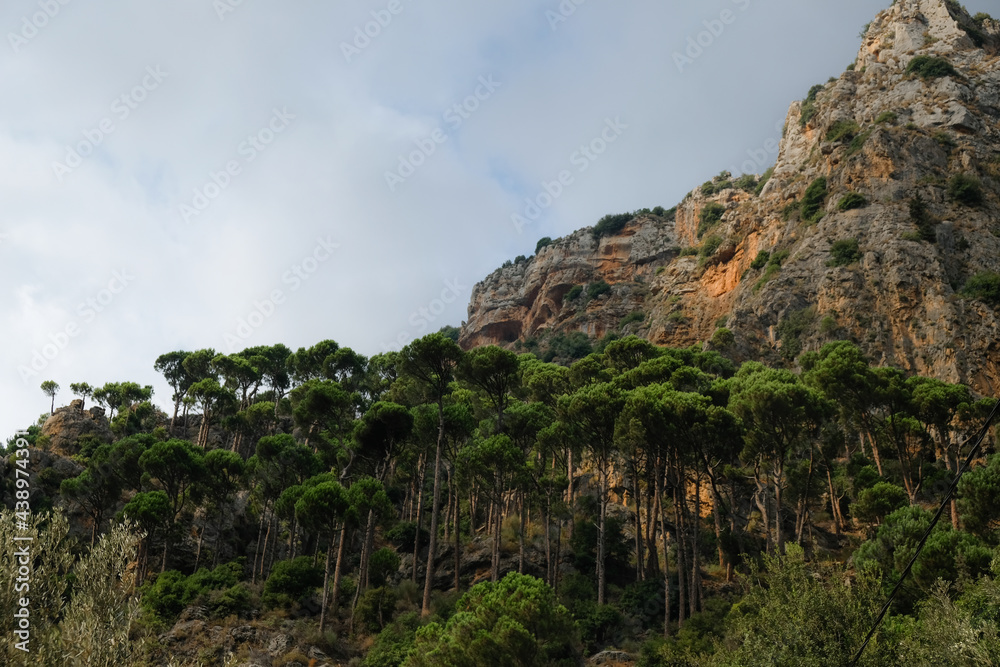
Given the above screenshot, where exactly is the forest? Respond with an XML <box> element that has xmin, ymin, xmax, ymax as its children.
<box><xmin>3</xmin><ymin>332</ymin><xmax>1000</xmax><ymax>666</ymax></box>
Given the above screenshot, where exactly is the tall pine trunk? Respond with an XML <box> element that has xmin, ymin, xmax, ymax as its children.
<box><xmin>422</xmin><ymin>399</ymin><xmax>447</xmax><ymax>615</ymax></box>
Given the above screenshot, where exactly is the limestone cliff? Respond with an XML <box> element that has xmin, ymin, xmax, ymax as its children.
<box><xmin>460</xmin><ymin>0</ymin><xmax>1000</xmax><ymax>395</ymax></box>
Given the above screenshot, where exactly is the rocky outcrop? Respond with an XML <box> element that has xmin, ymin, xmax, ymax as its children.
<box><xmin>460</xmin><ymin>0</ymin><xmax>1000</xmax><ymax>395</ymax></box>
<box><xmin>40</xmin><ymin>401</ymin><xmax>114</xmax><ymax>456</ymax></box>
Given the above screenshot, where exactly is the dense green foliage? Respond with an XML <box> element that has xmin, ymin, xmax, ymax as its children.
<box><xmin>698</xmin><ymin>203</ymin><xmax>726</xmax><ymax>237</ymax></box>
<box><xmin>5</xmin><ymin>328</ymin><xmax>999</xmax><ymax>665</ymax></box>
<box><xmin>800</xmin><ymin>177</ymin><xmax>828</xmax><ymax>222</ymax></box>
<box><xmin>828</xmin><ymin>238</ymin><xmax>862</xmax><ymax>267</ymax></box>
<box><xmin>906</xmin><ymin>55</ymin><xmax>958</xmax><ymax>79</ymax></box>
<box><xmin>837</xmin><ymin>192</ymin><xmax>868</xmax><ymax>211</ymax></box>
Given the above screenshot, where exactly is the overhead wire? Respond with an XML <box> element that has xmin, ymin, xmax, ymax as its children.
<box><xmin>850</xmin><ymin>395</ymin><xmax>1000</xmax><ymax>665</ymax></box>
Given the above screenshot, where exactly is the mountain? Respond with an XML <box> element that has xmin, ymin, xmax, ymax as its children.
<box><xmin>459</xmin><ymin>0</ymin><xmax>1000</xmax><ymax>394</ymax></box>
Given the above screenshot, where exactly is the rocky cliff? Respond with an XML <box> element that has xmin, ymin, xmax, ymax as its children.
<box><xmin>460</xmin><ymin>0</ymin><xmax>1000</xmax><ymax>395</ymax></box>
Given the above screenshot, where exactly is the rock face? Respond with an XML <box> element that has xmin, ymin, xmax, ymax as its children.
<box><xmin>40</xmin><ymin>401</ymin><xmax>114</xmax><ymax>456</ymax></box>
<box><xmin>460</xmin><ymin>0</ymin><xmax>1000</xmax><ymax>395</ymax></box>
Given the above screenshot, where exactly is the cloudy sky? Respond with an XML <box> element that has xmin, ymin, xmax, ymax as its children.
<box><xmin>1</xmin><ymin>0</ymin><xmax>992</xmax><ymax>440</ymax></box>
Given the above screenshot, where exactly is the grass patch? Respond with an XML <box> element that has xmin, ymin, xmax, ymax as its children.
<box><xmin>909</xmin><ymin>195</ymin><xmax>938</xmax><ymax>242</ymax></box>
<box><xmin>875</xmin><ymin>111</ymin><xmax>897</xmax><ymax>125</ymax></box>
<box><xmin>587</xmin><ymin>280</ymin><xmax>611</xmax><ymax>299</ymax></box>
<box><xmin>620</xmin><ymin>311</ymin><xmax>645</xmax><ymax>328</ymax></box>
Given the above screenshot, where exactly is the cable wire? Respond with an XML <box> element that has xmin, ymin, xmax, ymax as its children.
<box><xmin>850</xmin><ymin>396</ymin><xmax>1000</xmax><ymax>665</ymax></box>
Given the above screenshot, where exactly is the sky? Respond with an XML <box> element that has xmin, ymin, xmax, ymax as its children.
<box><xmin>1</xmin><ymin>0</ymin><xmax>993</xmax><ymax>441</ymax></box>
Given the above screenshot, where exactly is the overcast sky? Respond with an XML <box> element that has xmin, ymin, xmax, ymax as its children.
<box><xmin>1</xmin><ymin>0</ymin><xmax>993</xmax><ymax>441</ymax></box>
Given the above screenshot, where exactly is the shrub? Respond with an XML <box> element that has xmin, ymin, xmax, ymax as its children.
<box><xmin>535</xmin><ymin>237</ymin><xmax>553</xmax><ymax>254</ymax></box>
<box><xmin>593</xmin><ymin>213</ymin><xmax>634</xmax><ymax>239</ymax></box>
<box><xmin>777</xmin><ymin>306</ymin><xmax>816</xmax><ymax>360</ymax></box>
<box><xmin>828</xmin><ymin>239</ymin><xmax>862</xmax><ymax>267</ymax></box>
<box><xmin>750</xmin><ymin>250</ymin><xmax>770</xmax><ymax>270</ymax></box>
<box><xmin>933</xmin><ymin>131</ymin><xmax>956</xmax><ymax>148</ymax></box>
<box><xmin>875</xmin><ymin>111</ymin><xmax>897</xmax><ymax>124</ymax></box>
<box><xmin>404</xmin><ymin>573</ymin><xmax>582</xmax><ymax>667</ymax></box>
<box><xmin>364</xmin><ymin>613</ymin><xmax>422</xmax><ymax>667</ymax></box>
<box><xmin>948</xmin><ymin>173</ymin><xmax>984</xmax><ymax>206</ymax></box>
<box><xmin>356</xmin><ymin>586</ymin><xmax>399</xmax><ymax>634</ymax></box>
<box><xmin>587</xmin><ymin>281</ymin><xmax>611</xmax><ymax>299</ymax></box>
<box><xmin>837</xmin><ymin>192</ymin><xmax>868</xmax><ymax>211</ymax></box>
<box><xmin>698</xmin><ymin>202</ymin><xmax>726</xmax><ymax>236</ymax></box>
<box><xmin>851</xmin><ymin>481</ymin><xmax>909</xmax><ymax>525</ymax></box>
<box><xmin>679</xmin><ymin>247</ymin><xmax>699</xmax><ymax>256</ymax></box>
<box><xmin>261</xmin><ymin>556</ymin><xmax>323</xmax><ymax>608</ymax></box>
<box><xmin>799</xmin><ymin>84</ymin><xmax>824</xmax><ymax>127</ymax></box>
<box><xmin>962</xmin><ymin>272</ymin><xmax>1000</xmax><ymax>306</ymax></box>
<box><xmin>700</xmin><ymin>235</ymin><xmax>723</xmax><ymax>257</ymax></box>
<box><xmin>369</xmin><ymin>548</ymin><xmax>401</xmax><ymax>588</ymax></box>
<box><xmin>826</xmin><ymin>119</ymin><xmax>860</xmax><ymax>143</ymax></box>
<box><xmin>710</xmin><ymin>327</ymin><xmax>735</xmax><ymax>349</ymax></box>
<box><xmin>565</xmin><ymin>285</ymin><xmax>583</xmax><ymax>302</ymax></box>
<box><xmin>800</xmin><ymin>177</ymin><xmax>828</xmax><ymax>222</ymax></box>
<box><xmin>846</xmin><ymin>130</ymin><xmax>872</xmax><ymax>156</ymax></box>
<box><xmin>910</xmin><ymin>195</ymin><xmax>938</xmax><ymax>242</ymax></box>
<box><xmin>734</xmin><ymin>174</ymin><xmax>758</xmax><ymax>192</ymax></box>
<box><xmin>906</xmin><ymin>55</ymin><xmax>957</xmax><ymax>79</ymax></box>
<box><xmin>755</xmin><ymin>166</ymin><xmax>775</xmax><ymax>195</ymax></box>
<box><xmin>620</xmin><ymin>311</ymin><xmax>645</xmax><ymax>327</ymax></box>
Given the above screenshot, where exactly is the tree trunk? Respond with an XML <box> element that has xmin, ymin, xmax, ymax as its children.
<box><xmin>319</xmin><ymin>536</ymin><xmax>333</xmax><ymax>634</ymax></box>
<box><xmin>412</xmin><ymin>452</ymin><xmax>426</xmax><ymax>584</ymax></box>
<box><xmin>518</xmin><ymin>491</ymin><xmax>526</xmax><ymax>575</ymax></box>
<box><xmin>422</xmin><ymin>399</ymin><xmax>447</xmax><ymax>615</ymax></box>
<box><xmin>657</xmin><ymin>461</ymin><xmax>671</xmax><ymax>638</ymax></box>
<box><xmin>454</xmin><ymin>487</ymin><xmax>461</xmax><ymax>594</ymax></box>
<box><xmin>673</xmin><ymin>478</ymin><xmax>687</xmax><ymax>627</ymax></box>
<box><xmin>597</xmin><ymin>464</ymin><xmax>608</xmax><ymax>606</ymax></box>
<box><xmin>826</xmin><ymin>466</ymin><xmax>843</xmax><ymax>536</ymax></box>
<box><xmin>330</xmin><ymin>523</ymin><xmax>347</xmax><ymax>616</ymax></box>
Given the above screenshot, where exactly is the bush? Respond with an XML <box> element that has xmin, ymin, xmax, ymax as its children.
<box><xmin>962</xmin><ymin>272</ymin><xmax>1000</xmax><ymax>306</ymax></box>
<box><xmin>698</xmin><ymin>202</ymin><xmax>726</xmax><ymax>236</ymax></box>
<box><xmin>364</xmin><ymin>613</ymin><xmax>422</xmax><ymax>667</ymax></box>
<box><xmin>828</xmin><ymin>239</ymin><xmax>862</xmax><ymax>267</ymax></box>
<box><xmin>799</xmin><ymin>84</ymin><xmax>824</xmax><ymax>127</ymax></box>
<box><xmin>356</xmin><ymin>586</ymin><xmax>399</xmax><ymax>634</ymax></box>
<box><xmin>535</xmin><ymin>237</ymin><xmax>553</xmax><ymax>254</ymax></box>
<box><xmin>750</xmin><ymin>250</ymin><xmax>770</xmax><ymax>270</ymax></box>
<box><xmin>710</xmin><ymin>327</ymin><xmax>735</xmax><ymax>349</ymax></box>
<box><xmin>910</xmin><ymin>195</ymin><xmax>938</xmax><ymax>242</ymax></box>
<box><xmin>755</xmin><ymin>166</ymin><xmax>775</xmax><ymax>195</ymax></box>
<box><xmin>906</xmin><ymin>55</ymin><xmax>957</xmax><ymax>79</ymax></box>
<box><xmin>593</xmin><ymin>213</ymin><xmax>635</xmax><ymax>239</ymax></box>
<box><xmin>700</xmin><ymin>235</ymin><xmax>723</xmax><ymax>257</ymax></box>
<box><xmin>826</xmin><ymin>119</ymin><xmax>860</xmax><ymax>143</ymax></box>
<box><xmin>948</xmin><ymin>173</ymin><xmax>984</xmax><ymax>206</ymax></box>
<box><xmin>800</xmin><ymin>177</ymin><xmax>828</xmax><ymax>222</ymax></box>
<box><xmin>369</xmin><ymin>548</ymin><xmax>401</xmax><ymax>588</ymax></box>
<box><xmin>733</xmin><ymin>174</ymin><xmax>758</xmax><ymax>192</ymax></box>
<box><xmin>587</xmin><ymin>281</ymin><xmax>611</xmax><ymax>299</ymax></box>
<box><xmin>852</xmin><ymin>481</ymin><xmax>909</xmax><ymax>525</ymax></box>
<box><xmin>261</xmin><ymin>556</ymin><xmax>323</xmax><ymax>608</ymax></box>
<box><xmin>564</xmin><ymin>285</ymin><xmax>583</xmax><ymax>302</ymax></box>
<box><xmin>875</xmin><ymin>111</ymin><xmax>897</xmax><ymax>124</ymax></box>
<box><xmin>837</xmin><ymin>192</ymin><xmax>868</xmax><ymax>211</ymax></box>
<box><xmin>386</xmin><ymin>521</ymin><xmax>428</xmax><ymax>551</ymax></box>
<box><xmin>404</xmin><ymin>573</ymin><xmax>582</xmax><ymax>667</ymax></box>
<box><xmin>620</xmin><ymin>311</ymin><xmax>645</xmax><ymax>327</ymax></box>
